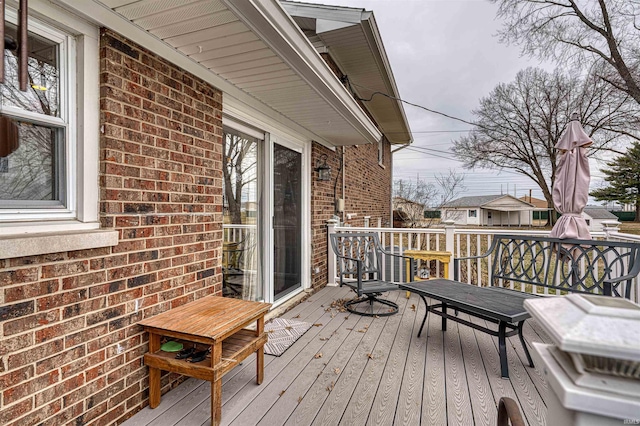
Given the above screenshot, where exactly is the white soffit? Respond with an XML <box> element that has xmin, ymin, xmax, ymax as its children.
<box><xmin>75</xmin><ymin>0</ymin><xmax>383</xmax><ymax>146</ymax></box>
<box><xmin>281</xmin><ymin>1</ymin><xmax>412</xmax><ymax>145</ymax></box>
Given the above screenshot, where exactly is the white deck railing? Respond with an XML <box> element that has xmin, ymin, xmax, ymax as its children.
<box><xmin>327</xmin><ymin>222</ymin><xmax>639</xmax><ymax>303</ymax></box>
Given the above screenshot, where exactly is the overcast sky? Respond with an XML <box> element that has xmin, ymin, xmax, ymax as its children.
<box><xmin>298</xmin><ymin>0</ymin><xmax>609</xmax><ymax>203</ymax></box>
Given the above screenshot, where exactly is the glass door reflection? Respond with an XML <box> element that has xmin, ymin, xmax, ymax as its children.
<box><xmin>273</xmin><ymin>143</ymin><xmax>302</xmax><ymax>300</ymax></box>
<box><xmin>222</xmin><ymin>127</ymin><xmax>261</xmax><ymax>301</ymax></box>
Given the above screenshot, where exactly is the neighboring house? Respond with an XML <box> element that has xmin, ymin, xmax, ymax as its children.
<box><xmin>442</xmin><ymin>195</ymin><xmax>535</xmax><ymax>226</ymax></box>
<box><xmin>582</xmin><ymin>206</ymin><xmax>619</xmax><ymax>231</ymax></box>
<box><xmin>0</xmin><ymin>1</ymin><xmax>410</xmax><ymax>425</ymax></box>
<box><xmin>392</xmin><ymin>196</ymin><xmax>424</xmax><ymax>226</ymax></box>
<box><xmin>519</xmin><ymin>195</ymin><xmax>548</xmax><ymax>209</ymax></box>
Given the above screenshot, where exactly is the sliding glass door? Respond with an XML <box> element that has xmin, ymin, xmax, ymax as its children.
<box><xmin>222</xmin><ymin>123</ymin><xmax>307</xmax><ymax>303</ymax></box>
<box><xmin>273</xmin><ymin>143</ymin><xmax>302</xmax><ymax>300</ymax></box>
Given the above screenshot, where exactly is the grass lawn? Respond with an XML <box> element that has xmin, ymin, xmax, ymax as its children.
<box><xmin>619</xmin><ymin>221</ymin><xmax>640</xmax><ymax>235</ymax></box>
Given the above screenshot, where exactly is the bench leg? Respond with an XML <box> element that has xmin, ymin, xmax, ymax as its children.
<box><xmin>441</xmin><ymin>303</ymin><xmax>447</xmax><ymax>331</ymax></box>
<box><xmin>518</xmin><ymin>321</ymin><xmax>534</xmax><ymax>368</ymax></box>
<box><xmin>498</xmin><ymin>321</ymin><xmax>509</xmax><ymax>378</ymax></box>
<box><xmin>417</xmin><ymin>294</ymin><xmax>429</xmax><ymax>337</ymax></box>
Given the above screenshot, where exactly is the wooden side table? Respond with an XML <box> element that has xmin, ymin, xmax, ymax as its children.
<box><xmin>403</xmin><ymin>250</ymin><xmax>452</xmax><ymax>297</ymax></box>
<box><xmin>139</xmin><ymin>296</ymin><xmax>271</xmax><ymax>425</ymax></box>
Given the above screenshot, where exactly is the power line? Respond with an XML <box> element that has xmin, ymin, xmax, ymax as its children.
<box><xmin>345</xmin><ymin>79</ymin><xmax>487</xmax><ymax>132</ymax></box>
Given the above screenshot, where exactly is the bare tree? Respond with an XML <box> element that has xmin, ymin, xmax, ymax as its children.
<box><xmin>222</xmin><ymin>133</ymin><xmax>256</xmax><ymax>224</ymax></box>
<box><xmin>492</xmin><ymin>0</ymin><xmax>640</xmax><ymax>106</ymax></box>
<box><xmin>452</xmin><ymin>67</ymin><xmax>638</xmax><ymax>210</ymax></box>
<box><xmin>393</xmin><ymin>170</ymin><xmax>465</xmax><ymax>227</ymax></box>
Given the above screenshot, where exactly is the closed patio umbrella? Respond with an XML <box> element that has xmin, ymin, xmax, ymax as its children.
<box><xmin>549</xmin><ymin>113</ymin><xmax>592</xmax><ymax>240</ymax></box>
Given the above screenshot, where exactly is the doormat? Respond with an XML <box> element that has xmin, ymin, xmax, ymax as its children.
<box><xmin>264</xmin><ymin>318</ymin><xmax>312</xmax><ymax>357</ymax></box>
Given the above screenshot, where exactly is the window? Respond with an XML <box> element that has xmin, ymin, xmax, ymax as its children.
<box><xmin>468</xmin><ymin>209</ymin><xmax>477</xmax><ymax>218</ymax></box>
<box><xmin>378</xmin><ymin>138</ymin><xmax>383</xmax><ymax>165</ymax></box>
<box><xmin>0</xmin><ymin>6</ymin><xmax>100</xmax><ymax>235</ymax></box>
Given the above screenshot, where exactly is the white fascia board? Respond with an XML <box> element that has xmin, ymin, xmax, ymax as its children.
<box><xmin>280</xmin><ymin>2</ymin><xmax>364</xmax><ymax>25</ymax></box>
<box><xmin>223</xmin><ymin>0</ymin><xmax>382</xmax><ymax>145</ymax></box>
<box><xmin>51</xmin><ymin>0</ymin><xmax>338</xmax><ymax>147</ymax></box>
<box><xmin>360</xmin><ymin>13</ymin><xmax>412</xmax><ymax>144</ymax></box>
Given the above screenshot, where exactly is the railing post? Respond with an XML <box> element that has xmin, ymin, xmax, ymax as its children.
<box><xmin>326</xmin><ymin>218</ymin><xmax>339</xmax><ymax>286</ymax></box>
<box><xmin>601</xmin><ymin>220</ymin><xmax>621</xmax><ymax>239</ymax></box>
<box><xmin>444</xmin><ymin>220</ymin><xmax>456</xmax><ymax>275</ymax></box>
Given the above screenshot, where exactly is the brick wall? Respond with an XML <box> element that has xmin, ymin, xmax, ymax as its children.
<box><xmin>343</xmin><ymin>141</ymin><xmax>392</xmax><ymax>228</ymax></box>
<box><xmin>0</xmin><ymin>29</ymin><xmax>223</xmax><ymax>426</ymax></box>
<box><xmin>310</xmin><ymin>140</ymin><xmax>392</xmax><ymax>289</ymax></box>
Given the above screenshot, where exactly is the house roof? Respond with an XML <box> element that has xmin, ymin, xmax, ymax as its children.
<box><xmin>68</xmin><ymin>0</ymin><xmax>410</xmax><ymax>147</ymax></box>
<box><xmin>519</xmin><ymin>196</ymin><xmax>548</xmax><ymax>209</ymax></box>
<box><xmin>583</xmin><ymin>206</ymin><xmax>618</xmax><ymax>220</ymax></box>
<box><xmin>281</xmin><ymin>1</ymin><xmax>412</xmax><ymax>145</ymax></box>
<box><xmin>443</xmin><ymin>194</ymin><xmax>534</xmax><ymax>211</ymax></box>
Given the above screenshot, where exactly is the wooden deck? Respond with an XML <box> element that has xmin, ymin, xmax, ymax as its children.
<box><xmin>123</xmin><ymin>286</ymin><xmax>550</xmax><ymax>426</ymax></box>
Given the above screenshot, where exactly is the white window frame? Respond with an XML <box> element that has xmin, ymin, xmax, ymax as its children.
<box><xmin>378</xmin><ymin>138</ymin><xmax>383</xmax><ymax>165</ymax></box>
<box><xmin>468</xmin><ymin>209</ymin><xmax>477</xmax><ymax>218</ymax></box>
<box><xmin>0</xmin><ymin>2</ymin><xmax>116</xmax><ymax>259</ymax></box>
<box><xmin>0</xmin><ymin>4</ymin><xmax>99</xmax><ymax>235</ymax></box>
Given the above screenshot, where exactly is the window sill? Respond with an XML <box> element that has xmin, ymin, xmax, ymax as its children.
<box><xmin>0</xmin><ymin>226</ymin><xmax>118</xmax><ymax>259</ymax></box>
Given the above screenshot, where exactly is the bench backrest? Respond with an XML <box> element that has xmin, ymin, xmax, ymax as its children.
<box><xmin>330</xmin><ymin>232</ymin><xmax>384</xmax><ymax>281</ymax></box>
<box><xmin>481</xmin><ymin>235</ymin><xmax>640</xmax><ymax>298</ymax></box>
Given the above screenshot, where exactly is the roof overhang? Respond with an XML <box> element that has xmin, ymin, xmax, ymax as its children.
<box><xmin>281</xmin><ymin>1</ymin><xmax>412</xmax><ymax>145</ymax></box>
<box><xmin>54</xmin><ymin>0</ymin><xmax>384</xmax><ymax>147</ymax></box>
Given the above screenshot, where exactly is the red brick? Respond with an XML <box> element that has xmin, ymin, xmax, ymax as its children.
<box><xmin>34</xmin><ymin>373</ymin><xmax>84</xmax><ymax>407</ymax></box>
<box><xmin>61</xmin><ymin>349</ymin><xmax>105</xmax><ymax>380</ymax></box>
<box><xmin>37</xmin><ymin>289</ymin><xmax>87</xmax><ymax>311</ymax></box>
<box><xmin>4</xmin><ymin>280</ymin><xmax>59</xmax><ymax>302</ymax></box>
<box><xmin>87</xmin><ymin>330</ymin><xmax>125</xmax><ymax>355</ymax></box>
<box><xmin>64</xmin><ymin>377</ymin><xmax>106</xmax><ymax>408</ymax></box>
<box><xmin>0</xmin><ymin>267</ymin><xmax>40</xmax><ymax>285</ymax></box>
<box><xmin>35</xmin><ymin>317</ymin><xmax>85</xmax><ymax>343</ymax></box>
<box><xmin>36</xmin><ymin>344</ymin><xmax>86</xmax><ymax>375</ymax></box>
<box><xmin>0</xmin><ymin>365</ymin><xmax>34</xmax><ymax>391</ymax></box>
<box><xmin>63</xmin><ymin>297</ymin><xmax>107</xmax><ymax>320</ymax></box>
<box><xmin>40</xmin><ymin>401</ymin><xmax>83</xmax><ymax>426</ymax></box>
<box><xmin>61</xmin><ymin>271</ymin><xmax>107</xmax><ymax>290</ymax></box>
<box><xmin>3</xmin><ymin>310</ymin><xmax>59</xmax><ymax>336</ymax></box>
<box><xmin>3</xmin><ymin>370</ymin><xmax>59</xmax><ymax>404</ymax></box>
<box><xmin>0</xmin><ymin>333</ymin><xmax>33</xmax><ymax>356</ymax></box>
<box><xmin>0</xmin><ymin>399</ymin><xmax>33</xmax><ymax>425</ymax></box>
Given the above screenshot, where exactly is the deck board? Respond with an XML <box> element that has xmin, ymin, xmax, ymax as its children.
<box><xmin>123</xmin><ymin>286</ymin><xmax>549</xmax><ymax>426</ymax></box>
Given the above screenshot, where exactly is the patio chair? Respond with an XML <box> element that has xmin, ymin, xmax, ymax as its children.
<box><xmin>330</xmin><ymin>232</ymin><xmax>415</xmax><ymax>316</ymax></box>
<box><xmin>222</xmin><ymin>233</ymin><xmax>257</xmax><ymax>298</ymax></box>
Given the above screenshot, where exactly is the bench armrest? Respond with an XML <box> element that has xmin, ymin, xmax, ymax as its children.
<box><xmin>453</xmin><ymin>237</ymin><xmax>500</xmax><ymax>281</ymax></box>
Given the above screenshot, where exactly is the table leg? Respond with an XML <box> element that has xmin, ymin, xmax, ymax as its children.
<box><xmin>441</xmin><ymin>303</ymin><xmax>447</xmax><ymax>331</ymax></box>
<box><xmin>148</xmin><ymin>333</ymin><xmax>161</xmax><ymax>409</ymax></box>
<box><xmin>256</xmin><ymin>316</ymin><xmax>264</xmax><ymax>385</ymax></box>
<box><xmin>518</xmin><ymin>321</ymin><xmax>534</xmax><ymax>368</ymax></box>
<box><xmin>417</xmin><ymin>294</ymin><xmax>429</xmax><ymax>337</ymax></box>
<box><xmin>498</xmin><ymin>321</ymin><xmax>509</xmax><ymax>378</ymax></box>
<box><xmin>443</xmin><ymin>262</ymin><xmax>449</xmax><ymax>279</ymax></box>
<box><xmin>211</xmin><ymin>341</ymin><xmax>222</xmax><ymax>425</ymax></box>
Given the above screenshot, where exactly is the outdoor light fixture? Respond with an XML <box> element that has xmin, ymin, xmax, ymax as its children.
<box><xmin>315</xmin><ymin>154</ymin><xmax>331</xmax><ymax>181</ymax></box>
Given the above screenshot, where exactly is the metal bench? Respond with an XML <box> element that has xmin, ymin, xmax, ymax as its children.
<box><xmin>454</xmin><ymin>234</ymin><xmax>640</xmax><ymax>299</ymax></box>
<box><xmin>400</xmin><ymin>234</ymin><xmax>640</xmax><ymax>378</ymax></box>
